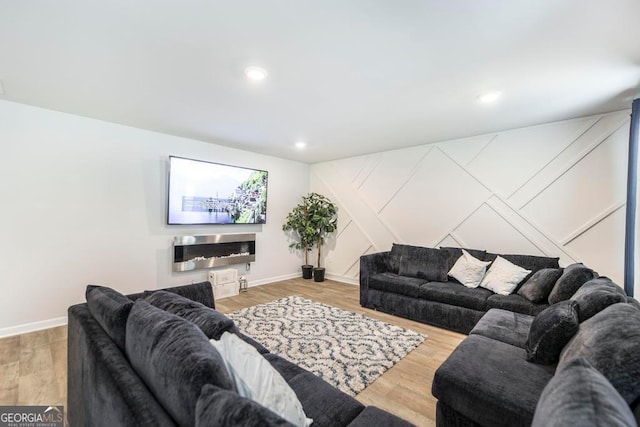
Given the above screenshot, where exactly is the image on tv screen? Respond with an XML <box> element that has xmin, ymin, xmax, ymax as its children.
<box><xmin>167</xmin><ymin>156</ymin><xmax>268</xmax><ymax>225</ymax></box>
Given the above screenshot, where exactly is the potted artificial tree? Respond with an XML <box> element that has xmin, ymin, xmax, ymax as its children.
<box><xmin>305</xmin><ymin>193</ymin><xmax>338</xmax><ymax>282</ymax></box>
<box><xmin>282</xmin><ymin>195</ymin><xmax>316</xmax><ymax>279</ymax></box>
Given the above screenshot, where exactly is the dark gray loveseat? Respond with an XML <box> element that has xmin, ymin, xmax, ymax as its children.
<box><xmin>360</xmin><ymin>244</ymin><xmax>561</xmax><ymax>333</ymax></box>
<box><xmin>67</xmin><ymin>281</ymin><xmax>412</xmax><ymax>427</ymax></box>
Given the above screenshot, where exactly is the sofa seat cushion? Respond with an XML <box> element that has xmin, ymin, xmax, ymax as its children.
<box><xmin>559</xmin><ymin>303</ymin><xmax>640</xmax><ymax>406</ymax></box>
<box><xmin>532</xmin><ymin>358</ymin><xmax>636</xmax><ymax>427</ymax></box>
<box><xmin>125</xmin><ymin>300</ymin><xmax>235</xmax><ymax>427</ymax></box>
<box><xmin>419</xmin><ymin>281</ymin><xmax>493</xmax><ymax>311</ymax></box>
<box><xmin>486</xmin><ymin>294</ymin><xmax>548</xmax><ymax>316</ymax></box>
<box><xmin>264</xmin><ymin>353</ymin><xmax>365</xmax><ymax>427</ymax></box>
<box><xmin>469</xmin><ymin>309</ymin><xmax>534</xmax><ymax>349</ymax></box>
<box><xmin>368</xmin><ymin>273</ymin><xmax>427</xmax><ymax>297</ymax></box>
<box><xmin>432</xmin><ymin>334</ymin><xmax>555</xmax><ymax>427</ymax></box>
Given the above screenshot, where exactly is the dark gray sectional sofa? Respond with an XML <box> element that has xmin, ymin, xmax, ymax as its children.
<box><xmin>360</xmin><ymin>244</ymin><xmax>561</xmax><ymax>333</ymax></box>
<box><xmin>360</xmin><ymin>243</ymin><xmax>640</xmax><ymax>426</ymax></box>
<box><xmin>67</xmin><ymin>281</ymin><xmax>412</xmax><ymax>427</ymax></box>
<box><xmin>432</xmin><ymin>293</ymin><xmax>640</xmax><ymax>426</ymax></box>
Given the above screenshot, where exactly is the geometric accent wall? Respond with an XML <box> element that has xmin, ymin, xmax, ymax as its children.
<box><xmin>311</xmin><ymin>110</ymin><xmax>630</xmax><ymax>285</ymax></box>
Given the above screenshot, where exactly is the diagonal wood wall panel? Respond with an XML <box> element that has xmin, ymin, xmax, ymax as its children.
<box><xmin>311</xmin><ymin>110</ymin><xmax>631</xmax><ymax>285</ymax></box>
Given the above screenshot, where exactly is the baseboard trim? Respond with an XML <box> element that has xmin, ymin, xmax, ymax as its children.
<box><xmin>0</xmin><ymin>316</ymin><xmax>68</xmax><ymax>338</ymax></box>
<box><xmin>1</xmin><ymin>272</ymin><xmax>359</xmax><ymax>337</ymax></box>
<box><xmin>326</xmin><ymin>274</ymin><xmax>359</xmax><ymax>286</ymax></box>
<box><xmin>247</xmin><ymin>272</ymin><xmax>301</xmax><ymax>287</ymax></box>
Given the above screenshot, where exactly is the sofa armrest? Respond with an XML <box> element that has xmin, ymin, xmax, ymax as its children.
<box><xmin>67</xmin><ymin>304</ymin><xmax>176</xmax><ymax>427</ymax></box>
<box><xmin>359</xmin><ymin>252</ymin><xmax>392</xmax><ymax>305</ymax></box>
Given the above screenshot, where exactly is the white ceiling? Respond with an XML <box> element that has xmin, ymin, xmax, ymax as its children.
<box><xmin>1</xmin><ymin>1</ymin><xmax>639</xmax><ymax>163</ymax></box>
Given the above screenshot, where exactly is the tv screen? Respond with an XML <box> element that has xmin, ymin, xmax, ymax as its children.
<box><xmin>167</xmin><ymin>156</ymin><xmax>268</xmax><ymax>225</ymax></box>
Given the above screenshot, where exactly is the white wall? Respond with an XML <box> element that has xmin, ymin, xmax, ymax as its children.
<box><xmin>0</xmin><ymin>100</ymin><xmax>309</xmax><ymax>336</ymax></box>
<box><xmin>311</xmin><ymin>110</ymin><xmax>631</xmax><ymax>286</ymax></box>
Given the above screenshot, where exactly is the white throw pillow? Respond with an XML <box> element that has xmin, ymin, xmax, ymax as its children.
<box><xmin>210</xmin><ymin>332</ymin><xmax>312</xmax><ymax>427</ymax></box>
<box><xmin>479</xmin><ymin>256</ymin><xmax>532</xmax><ymax>295</ymax></box>
<box><xmin>448</xmin><ymin>249</ymin><xmax>491</xmax><ymax>288</ymax></box>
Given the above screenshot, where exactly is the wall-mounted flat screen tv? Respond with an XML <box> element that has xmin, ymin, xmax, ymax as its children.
<box><xmin>167</xmin><ymin>156</ymin><xmax>268</xmax><ymax>225</ymax></box>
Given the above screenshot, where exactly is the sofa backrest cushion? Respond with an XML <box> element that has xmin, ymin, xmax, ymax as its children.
<box><xmin>558</xmin><ymin>303</ymin><xmax>640</xmax><ymax>405</ymax></box>
<box><xmin>131</xmin><ymin>281</ymin><xmax>215</xmax><ymax>309</ymax></box>
<box><xmin>526</xmin><ymin>300</ymin><xmax>579</xmax><ymax>365</ymax></box>
<box><xmin>532</xmin><ymin>358</ymin><xmax>636</xmax><ymax>427</ymax></box>
<box><xmin>393</xmin><ymin>244</ymin><xmax>448</xmax><ymax>281</ymax></box>
<box><xmin>440</xmin><ymin>247</ymin><xmax>487</xmax><ymax>271</ymax></box>
<box><xmin>196</xmin><ymin>384</ymin><xmax>295</xmax><ymax>427</ymax></box>
<box><xmin>125</xmin><ymin>300</ymin><xmax>234</xmax><ymax>427</ymax></box>
<box><xmin>518</xmin><ymin>268</ymin><xmax>564</xmax><ymax>303</ymax></box>
<box><xmin>570</xmin><ymin>278</ymin><xmax>627</xmax><ymax>322</ymax></box>
<box><xmin>548</xmin><ymin>263</ymin><xmax>598</xmax><ymax>305</ymax></box>
<box><xmin>144</xmin><ymin>290</ymin><xmax>235</xmax><ymax>340</ymax></box>
<box><xmin>85</xmin><ymin>285</ymin><xmax>133</xmax><ymax>351</ymax></box>
<box><xmin>486</xmin><ymin>253</ymin><xmax>560</xmax><ymax>272</ymax></box>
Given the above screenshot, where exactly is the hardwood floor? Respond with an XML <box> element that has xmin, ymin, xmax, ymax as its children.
<box><xmin>0</xmin><ymin>324</ymin><xmax>67</xmax><ymax>408</ymax></box>
<box><xmin>0</xmin><ymin>278</ymin><xmax>464</xmax><ymax>427</ymax></box>
<box><xmin>218</xmin><ymin>278</ymin><xmax>465</xmax><ymax>426</ymax></box>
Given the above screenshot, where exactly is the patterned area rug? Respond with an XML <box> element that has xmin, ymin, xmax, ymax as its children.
<box><xmin>227</xmin><ymin>296</ymin><xmax>427</xmax><ymax>396</ymax></box>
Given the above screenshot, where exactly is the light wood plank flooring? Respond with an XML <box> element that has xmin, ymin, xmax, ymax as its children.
<box><xmin>0</xmin><ymin>278</ymin><xmax>464</xmax><ymax>427</ymax></box>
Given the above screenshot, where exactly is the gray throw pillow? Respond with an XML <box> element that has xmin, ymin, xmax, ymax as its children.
<box><xmin>526</xmin><ymin>300</ymin><xmax>579</xmax><ymax>365</ymax></box>
<box><xmin>85</xmin><ymin>285</ymin><xmax>133</xmax><ymax>351</ymax></box>
<box><xmin>144</xmin><ymin>290</ymin><xmax>235</xmax><ymax>339</ymax></box>
<box><xmin>559</xmin><ymin>303</ymin><xmax>640</xmax><ymax>405</ymax></box>
<box><xmin>125</xmin><ymin>300</ymin><xmax>234</xmax><ymax>427</ymax></box>
<box><xmin>517</xmin><ymin>268</ymin><xmax>563</xmax><ymax>303</ymax></box>
<box><xmin>627</xmin><ymin>296</ymin><xmax>640</xmax><ymax>311</ymax></box>
<box><xmin>532</xmin><ymin>358</ymin><xmax>636</xmax><ymax>427</ymax></box>
<box><xmin>570</xmin><ymin>277</ymin><xmax>627</xmax><ymax>322</ymax></box>
<box><xmin>196</xmin><ymin>384</ymin><xmax>295</xmax><ymax>427</ymax></box>
<box><xmin>548</xmin><ymin>263</ymin><xmax>597</xmax><ymax>305</ymax></box>
<box><xmin>396</xmin><ymin>245</ymin><xmax>448</xmax><ymax>282</ymax></box>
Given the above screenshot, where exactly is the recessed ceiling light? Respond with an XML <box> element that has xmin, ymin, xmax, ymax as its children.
<box><xmin>477</xmin><ymin>91</ymin><xmax>502</xmax><ymax>104</ymax></box>
<box><xmin>245</xmin><ymin>66</ymin><xmax>267</xmax><ymax>82</ymax></box>
<box><xmin>295</xmin><ymin>141</ymin><xmax>307</xmax><ymax>149</ymax></box>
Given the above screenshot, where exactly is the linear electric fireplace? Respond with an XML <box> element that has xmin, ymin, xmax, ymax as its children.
<box><xmin>173</xmin><ymin>233</ymin><xmax>256</xmax><ymax>272</ymax></box>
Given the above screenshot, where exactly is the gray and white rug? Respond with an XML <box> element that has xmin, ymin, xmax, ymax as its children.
<box><xmin>227</xmin><ymin>296</ymin><xmax>427</xmax><ymax>396</ymax></box>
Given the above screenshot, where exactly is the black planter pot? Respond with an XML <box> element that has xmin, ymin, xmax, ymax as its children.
<box><xmin>301</xmin><ymin>265</ymin><xmax>313</xmax><ymax>279</ymax></box>
<box><xmin>313</xmin><ymin>267</ymin><xmax>326</xmax><ymax>282</ymax></box>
